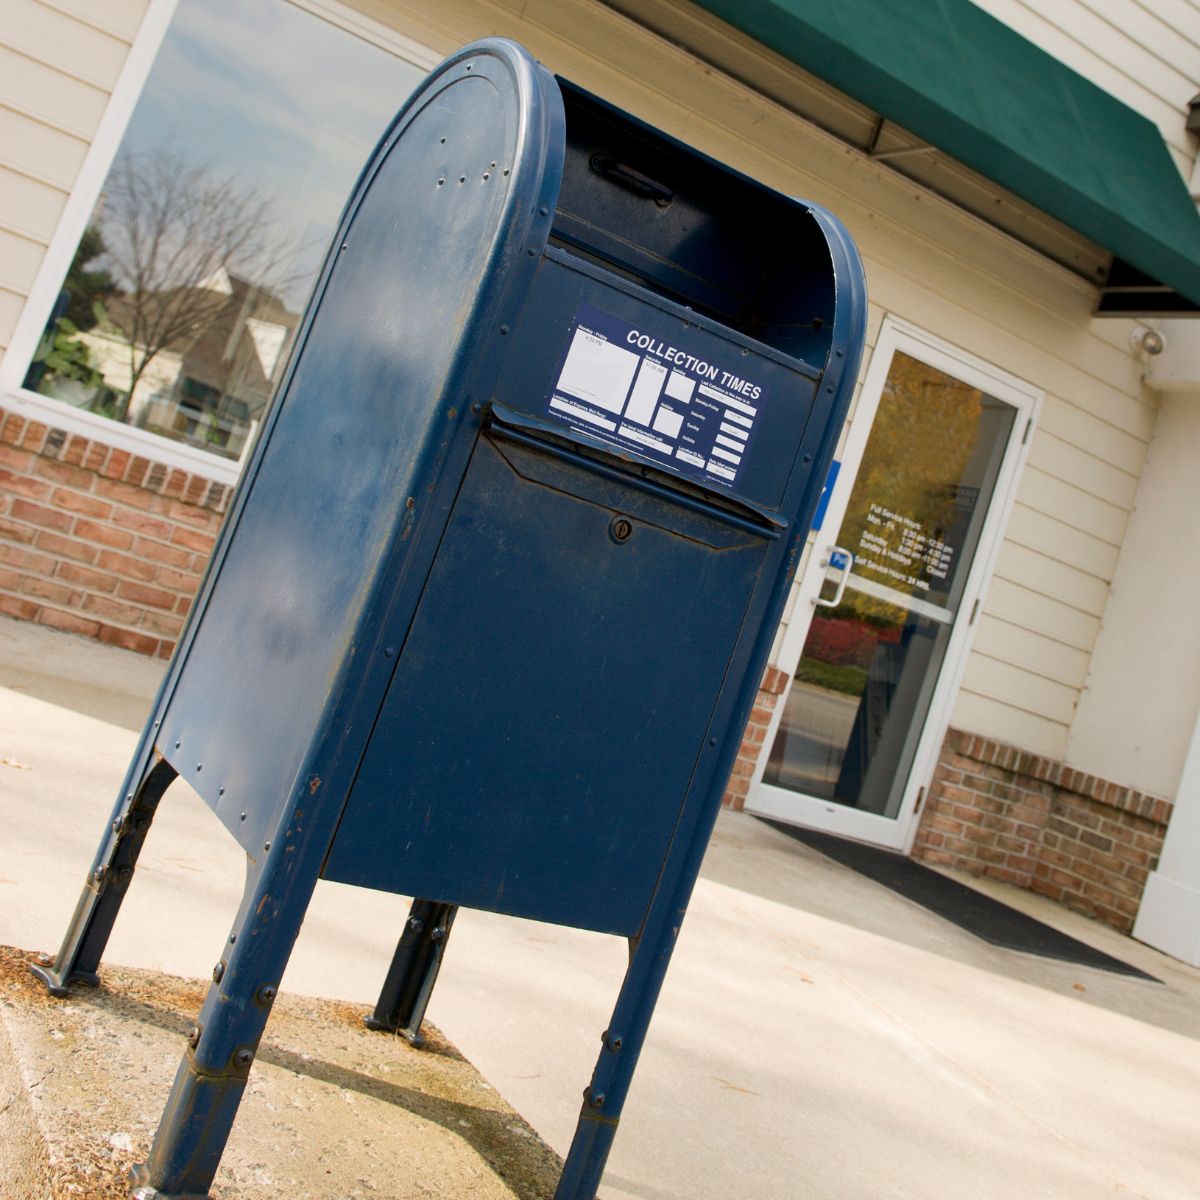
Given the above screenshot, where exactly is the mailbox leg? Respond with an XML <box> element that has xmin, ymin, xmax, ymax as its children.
<box><xmin>554</xmin><ymin>986</ymin><xmax>638</xmax><ymax>1199</ymax></box>
<box><xmin>364</xmin><ymin>898</ymin><xmax>457</xmax><ymax>1045</ymax></box>
<box><xmin>30</xmin><ymin>756</ymin><xmax>177</xmax><ymax>996</ymax></box>
<box><xmin>555</xmin><ymin>918</ymin><xmax>690</xmax><ymax>1198</ymax></box>
<box><xmin>131</xmin><ymin>843</ymin><xmax>318</xmax><ymax>1200</ymax></box>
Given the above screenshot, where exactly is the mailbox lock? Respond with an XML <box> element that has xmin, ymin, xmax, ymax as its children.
<box><xmin>609</xmin><ymin>516</ymin><xmax>634</xmax><ymax>544</ymax></box>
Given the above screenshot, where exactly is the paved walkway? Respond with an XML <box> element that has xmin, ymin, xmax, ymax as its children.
<box><xmin>2</xmin><ymin>614</ymin><xmax>1198</xmax><ymax>1199</ymax></box>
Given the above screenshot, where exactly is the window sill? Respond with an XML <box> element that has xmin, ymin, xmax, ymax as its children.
<box><xmin>2</xmin><ymin>386</ymin><xmax>242</xmax><ymax>486</ymax></box>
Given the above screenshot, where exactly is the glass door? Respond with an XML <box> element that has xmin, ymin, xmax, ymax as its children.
<box><xmin>747</xmin><ymin>320</ymin><xmax>1038</xmax><ymax>850</ymax></box>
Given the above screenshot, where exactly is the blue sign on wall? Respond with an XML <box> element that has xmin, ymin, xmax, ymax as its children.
<box><xmin>811</xmin><ymin>458</ymin><xmax>841</xmax><ymax>532</ymax></box>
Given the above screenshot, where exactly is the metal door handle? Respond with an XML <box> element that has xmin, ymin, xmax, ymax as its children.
<box><xmin>813</xmin><ymin>545</ymin><xmax>853</xmax><ymax>608</ymax></box>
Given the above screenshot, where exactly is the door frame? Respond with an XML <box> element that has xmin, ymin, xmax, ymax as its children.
<box><xmin>746</xmin><ymin>315</ymin><xmax>1043</xmax><ymax>851</ymax></box>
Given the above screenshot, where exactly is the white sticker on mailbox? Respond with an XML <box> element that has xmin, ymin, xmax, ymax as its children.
<box><xmin>546</xmin><ymin>304</ymin><xmax>763</xmax><ymax>491</ymax></box>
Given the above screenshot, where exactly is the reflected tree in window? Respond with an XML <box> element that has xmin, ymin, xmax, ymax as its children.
<box><xmin>94</xmin><ymin>147</ymin><xmax>297</xmax><ymax>427</ymax></box>
<box><xmin>21</xmin><ymin>0</ymin><xmax>427</xmax><ymax>461</ymax></box>
<box><xmin>28</xmin><ymin>146</ymin><xmax>301</xmax><ymax>457</ymax></box>
<box><xmin>25</xmin><ymin>227</ymin><xmax>115</xmax><ymax>401</ymax></box>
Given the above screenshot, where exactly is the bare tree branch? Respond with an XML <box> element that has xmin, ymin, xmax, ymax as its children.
<box><xmin>95</xmin><ymin>146</ymin><xmax>298</xmax><ymax>420</ymax></box>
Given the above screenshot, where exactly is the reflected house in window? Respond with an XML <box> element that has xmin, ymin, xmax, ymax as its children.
<box><xmin>83</xmin><ymin>266</ymin><xmax>298</xmax><ymax>459</ymax></box>
<box><xmin>16</xmin><ymin>0</ymin><xmax>426</xmax><ymax>464</ymax></box>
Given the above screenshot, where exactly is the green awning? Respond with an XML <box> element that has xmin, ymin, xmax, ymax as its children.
<box><xmin>691</xmin><ymin>0</ymin><xmax>1200</xmax><ymax>314</ymax></box>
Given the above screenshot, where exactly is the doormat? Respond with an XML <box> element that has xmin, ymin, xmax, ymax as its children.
<box><xmin>763</xmin><ymin>821</ymin><xmax>1160</xmax><ymax>982</ymax></box>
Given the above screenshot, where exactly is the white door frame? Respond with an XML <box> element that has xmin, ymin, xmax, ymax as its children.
<box><xmin>746</xmin><ymin>315</ymin><xmax>1042</xmax><ymax>851</ymax></box>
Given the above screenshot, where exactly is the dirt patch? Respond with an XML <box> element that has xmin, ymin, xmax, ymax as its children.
<box><xmin>0</xmin><ymin>945</ymin><xmax>562</xmax><ymax>1199</ymax></box>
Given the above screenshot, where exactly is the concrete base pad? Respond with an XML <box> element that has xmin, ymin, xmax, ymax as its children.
<box><xmin>0</xmin><ymin>945</ymin><xmax>561</xmax><ymax>1200</ymax></box>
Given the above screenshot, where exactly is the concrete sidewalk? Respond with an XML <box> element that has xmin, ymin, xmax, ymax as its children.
<box><xmin>2</xmin><ymin>614</ymin><xmax>1199</xmax><ymax>1199</ymax></box>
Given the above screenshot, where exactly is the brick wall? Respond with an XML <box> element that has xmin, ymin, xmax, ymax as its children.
<box><xmin>720</xmin><ymin>665</ymin><xmax>1168</xmax><ymax>933</ymax></box>
<box><xmin>723</xmin><ymin>664</ymin><xmax>790</xmax><ymax>810</ymax></box>
<box><xmin>914</xmin><ymin>729</ymin><xmax>1171</xmax><ymax>932</ymax></box>
<box><xmin>0</xmin><ymin>408</ymin><xmax>230</xmax><ymax>658</ymax></box>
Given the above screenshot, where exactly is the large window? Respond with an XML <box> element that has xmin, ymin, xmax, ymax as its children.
<box><xmin>23</xmin><ymin>0</ymin><xmax>428</xmax><ymax>462</ymax></box>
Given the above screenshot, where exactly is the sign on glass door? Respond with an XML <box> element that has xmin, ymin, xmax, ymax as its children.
<box><xmin>759</xmin><ymin>348</ymin><xmax>1021</xmax><ymax>827</ymax></box>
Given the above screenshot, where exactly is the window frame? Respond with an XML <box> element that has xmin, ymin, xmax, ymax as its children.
<box><xmin>0</xmin><ymin>0</ymin><xmax>439</xmax><ymax>485</ymax></box>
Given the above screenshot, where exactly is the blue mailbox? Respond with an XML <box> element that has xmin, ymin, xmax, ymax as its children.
<box><xmin>33</xmin><ymin>38</ymin><xmax>865</xmax><ymax>1200</ymax></box>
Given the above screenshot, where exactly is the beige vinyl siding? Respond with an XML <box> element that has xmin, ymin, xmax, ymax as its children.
<box><xmin>0</xmin><ymin>106</ymin><xmax>91</xmax><ymax>190</ymax></box>
<box><xmin>0</xmin><ymin>44</ymin><xmax>111</xmax><ymax>137</ymax></box>
<box><xmin>1016</xmin><ymin>468</ymin><xmax>1129</xmax><ymax>547</ymax></box>
<box><xmin>0</xmin><ymin>290</ymin><xmax>26</xmax><ymax>346</ymax></box>
<box><xmin>973</xmin><ymin>0</ymin><xmax>1200</xmax><ymax>178</ymax></box>
<box><xmin>1037</xmin><ymin>395</ymin><xmax>1150</xmax><ymax>473</ymax></box>
<box><xmin>0</xmin><ymin>228</ymin><xmax>47</xmax><ymax>297</ymax></box>
<box><xmin>972</xmin><ymin>616</ymin><xmax>1093</xmax><ymax>690</ymax></box>
<box><xmin>39</xmin><ymin>0</ymin><xmax>149</xmax><ymax>41</ymax></box>
<box><xmin>951</xmin><ymin>690</ymin><xmax>1076</xmax><ymax>759</ymax></box>
<box><xmin>1026</xmin><ymin>429</ymin><xmax>1140</xmax><ymax>504</ymax></box>
<box><xmin>992</xmin><ymin>540</ymin><xmax>1113</xmax><ymax>618</ymax></box>
<box><xmin>0</xmin><ymin>165</ymin><xmax>69</xmax><ymax>252</ymax></box>
<box><xmin>983</xmin><ymin>575</ymin><xmax>1102</xmax><ymax>650</ymax></box>
<box><xmin>961</xmin><ymin>654</ymin><xmax>1081</xmax><ymax>725</ymax></box>
<box><xmin>1007</xmin><ymin>505</ymin><xmax>1121</xmax><ymax>581</ymax></box>
<box><xmin>3</xmin><ymin>0</ymin><xmax>133</xmax><ymax>85</ymax></box>
<box><xmin>0</xmin><ymin>0</ymin><xmax>148</xmax><ymax>353</ymax></box>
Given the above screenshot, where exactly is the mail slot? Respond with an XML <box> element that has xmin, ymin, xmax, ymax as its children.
<box><xmin>33</xmin><ymin>38</ymin><xmax>866</xmax><ymax>1200</ymax></box>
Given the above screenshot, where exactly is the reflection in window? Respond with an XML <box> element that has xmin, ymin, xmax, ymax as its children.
<box><xmin>23</xmin><ymin>0</ymin><xmax>426</xmax><ymax>461</ymax></box>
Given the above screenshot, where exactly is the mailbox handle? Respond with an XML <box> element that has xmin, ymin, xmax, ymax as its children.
<box><xmin>588</xmin><ymin>152</ymin><xmax>675</xmax><ymax>207</ymax></box>
<box><xmin>487</xmin><ymin>402</ymin><xmax>787</xmax><ymax>538</ymax></box>
<box><xmin>813</xmin><ymin>545</ymin><xmax>854</xmax><ymax>608</ymax></box>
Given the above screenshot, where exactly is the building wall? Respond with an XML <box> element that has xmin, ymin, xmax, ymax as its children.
<box><xmin>961</xmin><ymin>1</ymin><xmax>1200</xmax><ymax>803</ymax></box>
<box><xmin>1067</xmin><ymin>392</ymin><xmax>1200</xmax><ymax>799</ymax></box>
<box><xmin>914</xmin><ymin>729</ymin><xmax>1172</xmax><ymax>933</ymax></box>
<box><xmin>0</xmin><ymin>0</ymin><xmax>1186</xmax><ymax>808</ymax></box>
<box><xmin>0</xmin><ymin>407</ymin><xmax>226</xmax><ymax>656</ymax></box>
